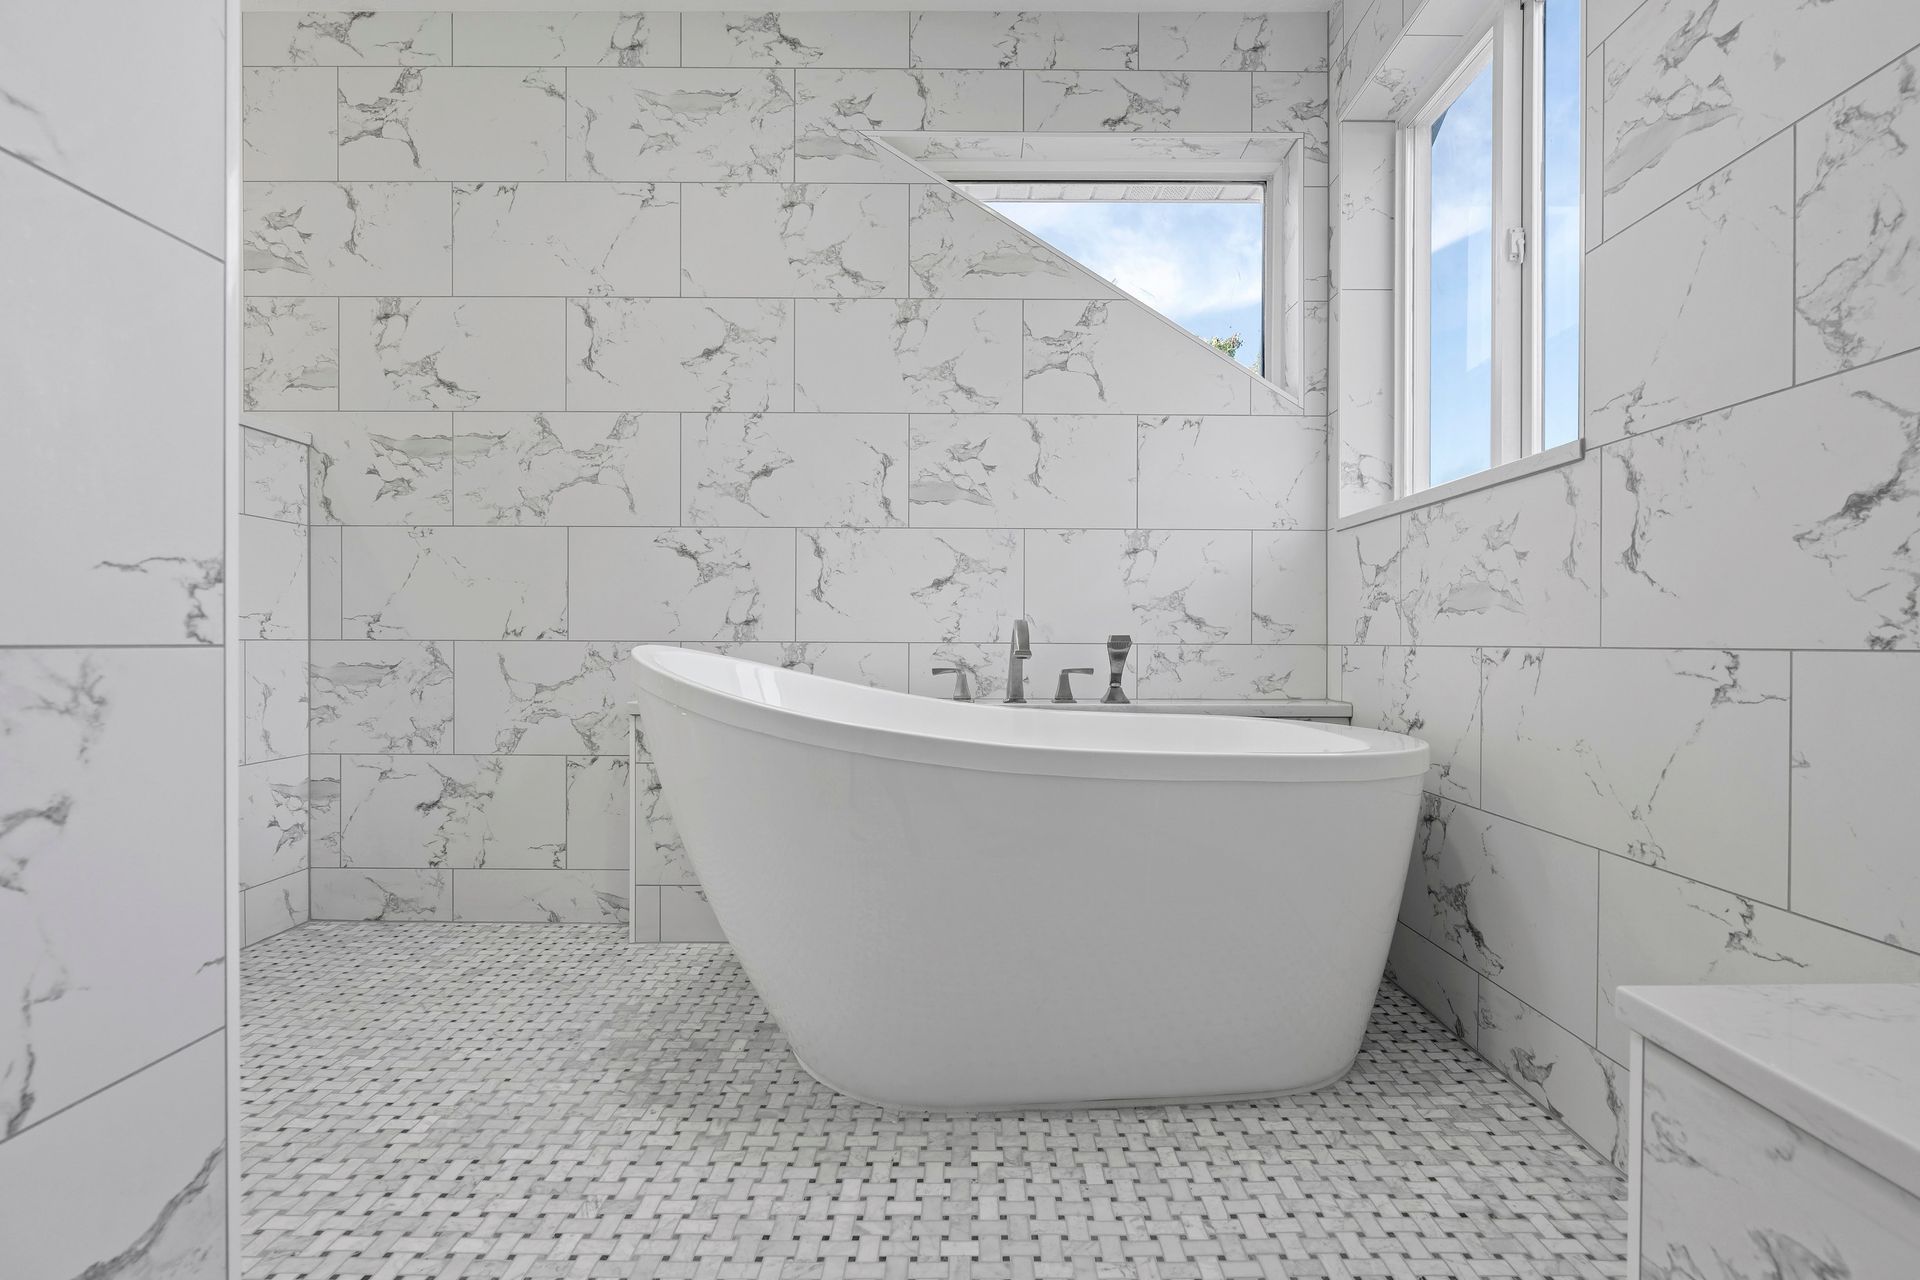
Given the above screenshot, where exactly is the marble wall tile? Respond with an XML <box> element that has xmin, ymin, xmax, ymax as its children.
<box><xmin>682</xmin><ymin>183</ymin><xmax>910</xmax><ymax>298</ymax></box>
<box><xmin>0</xmin><ymin>3</ymin><xmax>224</xmax><ymax>253</ymax></box>
<box><xmin>796</xmin><ymin>299</ymin><xmax>1022</xmax><ymax>413</ymax></box>
<box><xmin>244</xmin><ymin>297</ymin><xmax>338</xmax><ymax>410</ymax></box>
<box><xmin>1024</xmin><ymin>71</ymin><xmax>1253</xmax><ymax>131</ymax></box>
<box><xmin>342</xmin><ymin>525</ymin><xmax>569</xmax><ymax>640</ymax></box>
<box><xmin>1794</xmin><ymin>53</ymin><xmax>1920</xmax><ymax>380</ymax></box>
<box><xmin>1253</xmin><ymin>72</ymin><xmax>1329</xmax><ymax>184</ymax></box>
<box><xmin>562</xmin><ymin>756</ymin><xmax>680</xmax><ymax>880</ymax></box>
<box><xmin>1301</xmin><ymin>298</ymin><xmax>1329</xmax><ymax>416</ymax></box>
<box><xmin>244</xmin><ymin>640</ymin><xmax>309</xmax><ymax>765</ymax></box>
<box><xmin>798</xmin><ymin>528</ymin><xmax>1022</xmax><ymax>642</ymax></box>
<box><xmin>455</xmin><ymin>869</ymin><xmax>629</xmax><ymax>923</ymax></box>
<box><xmin>0</xmin><ymin>163</ymin><xmax>224</xmax><ymax>647</ymax></box>
<box><xmin>1595</xmin><ymin>855</ymin><xmax>1920</xmax><ymax>1062</ymax></box>
<box><xmin>244</xmin><ymin>871</ymin><xmax>310</xmax><ymax>946</ymax></box>
<box><xmin>571</xmin><ymin>528</ymin><xmax>797</xmax><ymax>641</ymax></box>
<box><xmin>907</xmin><ymin>12</ymin><xmax>1139</xmax><ymax>70</ymax></box>
<box><xmin>682</xmin><ymin>12</ymin><xmax>909</xmax><ymax>67</ymax></box>
<box><xmin>242</xmin><ymin>67</ymin><xmax>337</xmax><ymax>180</ymax></box>
<box><xmin>1599</xmin><ymin>351</ymin><xmax>1920</xmax><ymax>650</ymax></box>
<box><xmin>309</xmin><ymin>640</ymin><xmax>454</xmax><ymax>754</ymax></box>
<box><xmin>1401</xmin><ymin>458</ymin><xmax>1600</xmax><ymax>648</ymax></box>
<box><xmin>0</xmin><ymin>1032</ymin><xmax>225</xmax><ymax>1276</ymax></box>
<box><xmin>341</xmin><ymin>296</ymin><xmax>565</xmax><ymax>411</ymax></box>
<box><xmin>1340</xmin><ymin>33</ymin><xmax>1456</xmax><ymax>122</ymax></box>
<box><xmin>285</xmin><ymin>411</ymin><xmax>454</xmax><ymax>525</ymax></box>
<box><xmin>243</xmin><ymin>427</ymin><xmax>310</xmax><ymax>523</ymax></box>
<box><xmin>1340</xmin><ymin>645</ymin><xmax>1481</xmax><ymax>802</ymax></box>
<box><xmin>243</xmin><ymin>12</ymin><xmax>449</xmax><ymax>66</ymax></box>
<box><xmin>240</xmin><ymin>515</ymin><xmax>309</xmax><ymax>641</ymax></box>
<box><xmin>245</xmin><ymin>181</ymin><xmax>452</xmax><ymax>296</ymax></box>
<box><xmin>309</xmin><ymin>754</ymin><xmax>342</xmax><ymax>867</ymax></box>
<box><xmin>1140</xmin><ymin>13</ymin><xmax>1327</xmax><ymax>72</ymax></box>
<box><xmin>908</xmin><ymin>640</ymin><xmax>1130</xmax><ymax>702</ymax></box>
<box><xmin>908</xmin><ymin>184</ymin><xmax>1115</xmax><ymax>300</ymax></box>
<box><xmin>661</xmin><ymin>886</ymin><xmax>727</xmax><ymax>941</ymax></box>
<box><xmin>1138</xmin><ymin>415</ymin><xmax>1325</xmax><ymax>530</ymax></box>
<box><xmin>794</xmin><ymin>69</ymin><xmax>1021</xmax><ymax>181</ymax></box>
<box><xmin>684</xmin><ymin>412</ymin><xmax>908</xmax><ymax>527</ymax></box>
<box><xmin>1253</xmin><ymin>531</ymin><xmax>1327</xmax><ymax>644</ymax></box>
<box><xmin>453</xmin><ymin>181</ymin><xmax>681</xmax><ymax>296</ymax></box>
<box><xmin>1385</xmin><ymin>922</ymin><xmax>1479</xmax><ymax>1045</ymax></box>
<box><xmin>1402</xmin><ymin>798</ymin><xmax>1600</xmax><ymax>1039</ymax></box>
<box><xmin>699</xmin><ymin>641</ymin><xmax>912</xmax><ymax>692</ymax></box>
<box><xmin>570</xmin><ymin>68</ymin><xmax>794</xmax><ymax>181</ymax></box>
<box><xmin>453</xmin><ymin>411</ymin><xmax>679</xmax><ymax>526</ymax></box>
<box><xmin>452</xmin><ymin>12</ymin><xmax>682</xmax><ymax>67</ymax></box>
<box><xmin>1024</xmin><ymin>300</ymin><xmax>1253</xmax><ymax>415</ymax></box>
<box><xmin>1136</xmin><ymin>644</ymin><xmax>1327</xmax><ymax>699</ymax></box>
<box><xmin>1481</xmin><ymin>647</ymin><xmax>1790</xmax><ymax>903</ymax></box>
<box><xmin>1026</xmin><ymin>528</ymin><xmax>1251</xmax><ymax>643</ymax></box>
<box><xmin>341</xmin><ymin>754</ymin><xmax>567</xmax><ymax>870</ymax></box>
<box><xmin>1791</xmin><ymin>652</ymin><xmax>1920</xmax><ymax>949</ymax></box>
<box><xmin>339</xmin><ymin>67</ymin><xmax>566</xmax><ymax>180</ymax></box>
<box><xmin>908</xmin><ymin>413</ymin><xmax>1137</xmax><ymax>528</ymax></box>
<box><xmin>569</xmin><ymin>298</ymin><xmax>794</xmax><ymax>412</ymax></box>
<box><xmin>1639</xmin><ymin>1043</ymin><xmax>1920</xmax><ymax>1277</ymax></box>
<box><xmin>1585</xmin><ymin>133</ymin><xmax>1792</xmax><ymax>448</ymax></box>
<box><xmin>1334</xmin><ymin>289</ymin><xmax>1392</xmax><ymax>507</ymax></box>
<box><xmin>453</xmin><ymin>641</ymin><xmax>635</xmax><ymax>755</ymax></box>
<box><xmin>1477</xmin><ymin>982</ymin><xmax>1626</xmax><ymax>1166</ymax></box>
<box><xmin>1601</xmin><ymin>0</ymin><xmax>1920</xmax><ymax>233</ymax></box>
<box><xmin>310</xmin><ymin>867</ymin><xmax>451</xmax><ymax>921</ymax></box>
<box><xmin>1333</xmin><ymin>123</ymin><xmax>1393</xmax><ymax>291</ymax></box>
<box><xmin>1327</xmin><ymin>516</ymin><xmax>1402</xmax><ymax>645</ymax></box>
<box><xmin>0</xmin><ymin>648</ymin><xmax>224</xmax><ymax>1132</ymax></box>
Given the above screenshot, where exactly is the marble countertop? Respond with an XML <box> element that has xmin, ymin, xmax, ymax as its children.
<box><xmin>1619</xmin><ymin>983</ymin><xmax>1920</xmax><ymax>1199</ymax></box>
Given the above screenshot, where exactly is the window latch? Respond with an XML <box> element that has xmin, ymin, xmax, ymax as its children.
<box><xmin>1506</xmin><ymin>226</ymin><xmax>1527</xmax><ymax>265</ymax></box>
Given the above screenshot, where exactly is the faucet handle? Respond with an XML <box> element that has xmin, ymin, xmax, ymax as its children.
<box><xmin>930</xmin><ymin>666</ymin><xmax>974</xmax><ymax>701</ymax></box>
<box><xmin>1053</xmin><ymin>668</ymin><xmax>1096</xmax><ymax>704</ymax></box>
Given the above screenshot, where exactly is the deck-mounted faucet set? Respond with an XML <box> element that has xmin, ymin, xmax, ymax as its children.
<box><xmin>930</xmin><ymin>622</ymin><xmax>1132</xmax><ymax>705</ymax></box>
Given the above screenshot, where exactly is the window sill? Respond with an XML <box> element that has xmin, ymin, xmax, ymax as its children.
<box><xmin>1333</xmin><ymin>437</ymin><xmax>1584</xmax><ymax>531</ymax></box>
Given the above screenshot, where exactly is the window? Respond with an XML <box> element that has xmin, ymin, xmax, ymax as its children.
<box><xmin>1397</xmin><ymin>0</ymin><xmax>1582</xmax><ymax>495</ymax></box>
<box><xmin>956</xmin><ymin>181</ymin><xmax>1269</xmax><ymax>375</ymax></box>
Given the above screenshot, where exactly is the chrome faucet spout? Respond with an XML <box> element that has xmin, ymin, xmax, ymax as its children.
<box><xmin>1005</xmin><ymin>619</ymin><xmax>1033</xmax><ymax>703</ymax></box>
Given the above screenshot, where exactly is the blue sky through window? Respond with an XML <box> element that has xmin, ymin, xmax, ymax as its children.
<box><xmin>986</xmin><ymin>199</ymin><xmax>1265</xmax><ymax>371</ymax></box>
<box><xmin>1427</xmin><ymin>63</ymin><xmax>1495</xmax><ymax>487</ymax></box>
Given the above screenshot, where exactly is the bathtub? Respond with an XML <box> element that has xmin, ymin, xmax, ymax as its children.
<box><xmin>631</xmin><ymin>644</ymin><xmax>1429</xmax><ymax>1109</ymax></box>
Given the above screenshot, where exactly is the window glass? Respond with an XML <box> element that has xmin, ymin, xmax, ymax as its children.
<box><xmin>1426</xmin><ymin>64</ymin><xmax>1496</xmax><ymax>487</ymax></box>
<box><xmin>1540</xmin><ymin>0</ymin><xmax>1582</xmax><ymax>448</ymax></box>
<box><xmin>967</xmin><ymin>184</ymin><xmax>1266</xmax><ymax>373</ymax></box>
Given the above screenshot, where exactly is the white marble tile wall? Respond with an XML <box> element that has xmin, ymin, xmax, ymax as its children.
<box><xmin>1330</xmin><ymin>0</ymin><xmax>1920</xmax><ymax>1169</ymax></box>
<box><xmin>0</xmin><ymin>0</ymin><xmax>229</xmax><ymax>1261</ymax></box>
<box><xmin>243</xmin><ymin>10</ymin><xmax>1331</xmax><ymax>934</ymax></box>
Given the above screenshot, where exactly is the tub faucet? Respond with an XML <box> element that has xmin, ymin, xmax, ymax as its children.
<box><xmin>1103</xmin><ymin>635</ymin><xmax>1132</xmax><ymax>704</ymax></box>
<box><xmin>1004</xmin><ymin>619</ymin><xmax>1033</xmax><ymax>703</ymax></box>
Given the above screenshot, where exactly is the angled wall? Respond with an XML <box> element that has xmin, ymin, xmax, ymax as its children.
<box><xmin>1327</xmin><ymin>0</ymin><xmax>1920</xmax><ymax>1164</ymax></box>
<box><xmin>0</xmin><ymin>1</ymin><xmax>233</xmax><ymax>1271</ymax></box>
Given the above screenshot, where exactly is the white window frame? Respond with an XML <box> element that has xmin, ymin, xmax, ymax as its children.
<box><xmin>1392</xmin><ymin>0</ymin><xmax>1582</xmax><ymax>504</ymax></box>
<box><xmin>882</xmin><ymin>133</ymin><xmax>1309</xmax><ymax>411</ymax></box>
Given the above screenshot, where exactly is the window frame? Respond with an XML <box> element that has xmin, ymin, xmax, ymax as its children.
<box><xmin>1392</xmin><ymin>0</ymin><xmax>1583</xmax><ymax>502</ymax></box>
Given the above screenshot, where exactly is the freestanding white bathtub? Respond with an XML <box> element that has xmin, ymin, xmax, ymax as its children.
<box><xmin>631</xmin><ymin>645</ymin><xmax>1429</xmax><ymax>1109</ymax></box>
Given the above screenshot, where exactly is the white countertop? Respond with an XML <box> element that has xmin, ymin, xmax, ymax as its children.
<box><xmin>1619</xmin><ymin>983</ymin><xmax>1920</xmax><ymax>1199</ymax></box>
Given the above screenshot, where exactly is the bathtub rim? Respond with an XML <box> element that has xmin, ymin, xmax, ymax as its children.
<box><xmin>631</xmin><ymin>644</ymin><xmax>1428</xmax><ymax>783</ymax></box>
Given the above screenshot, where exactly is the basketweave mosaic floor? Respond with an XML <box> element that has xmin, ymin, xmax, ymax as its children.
<box><xmin>240</xmin><ymin>923</ymin><xmax>1628</xmax><ymax>1280</ymax></box>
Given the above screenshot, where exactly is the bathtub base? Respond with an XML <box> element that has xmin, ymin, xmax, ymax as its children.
<box><xmin>791</xmin><ymin>1048</ymin><xmax>1362</xmax><ymax>1113</ymax></box>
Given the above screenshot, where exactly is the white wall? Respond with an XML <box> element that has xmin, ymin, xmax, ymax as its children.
<box><xmin>1328</xmin><ymin>0</ymin><xmax>1920</xmax><ymax>1164</ymax></box>
<box><xmin>237</xmin><ymin>9</ymin><xmax>1334</xmax><ymax>935</ymax></box>
<box><xmin>0</xmin><ymin>1</ymin><xmax>234</xmax><ymax>1270</ymax></box>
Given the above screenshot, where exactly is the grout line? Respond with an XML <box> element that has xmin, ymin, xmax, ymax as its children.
<box><xmin>0</xmin><ymin>147</ymin><xmax>221</xmax><ymax>264</ymax></box>
<box><xmin>0</xmin><ymin>1027</ymin><xmax>225</xmax><ymax>1151</ymax></box>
